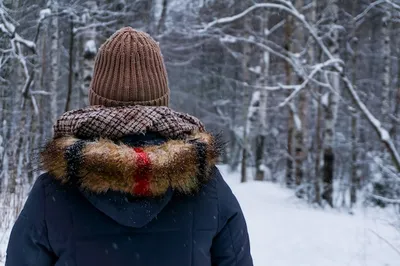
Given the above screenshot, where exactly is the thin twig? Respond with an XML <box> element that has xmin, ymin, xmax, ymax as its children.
<box><xmin>368</xmin><ymin>229</ymin><xmax>400</xmax><ymax>256</ymax></box>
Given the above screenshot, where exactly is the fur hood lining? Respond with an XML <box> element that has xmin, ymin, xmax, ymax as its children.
<box><xmin>41</xmin><ymin>132</ymin><xmax>222</xmax><ymax>197</ymax></box>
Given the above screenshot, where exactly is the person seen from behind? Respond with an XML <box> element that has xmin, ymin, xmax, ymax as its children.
<box><xmin>6</xmin><ymin>27</ymin><xmax>253</xmax><ymax>266</ymax></box>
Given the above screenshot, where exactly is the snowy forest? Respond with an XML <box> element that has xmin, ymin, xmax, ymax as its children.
<box><xmin>2</xmin><ymin>0</ymin><xmax>400</xmax><ymax>264</ymax></box>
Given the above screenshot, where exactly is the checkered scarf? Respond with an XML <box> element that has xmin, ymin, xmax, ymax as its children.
<box><xmin>53</xmin><ymin>105</ymin><xmax>205</xmax><ymax>140</ymax></box>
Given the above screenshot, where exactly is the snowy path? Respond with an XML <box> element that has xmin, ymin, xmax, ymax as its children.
<box><xmin>219</xmin><ymin>165</ymin><xmax>400</xmax><ymax>266</ymax></box>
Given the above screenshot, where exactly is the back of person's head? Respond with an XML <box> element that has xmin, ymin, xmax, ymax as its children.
<box><xmin>89</xmin><ymin>27</ymin><xmax>170</xmax><ymax>107</ymax></box>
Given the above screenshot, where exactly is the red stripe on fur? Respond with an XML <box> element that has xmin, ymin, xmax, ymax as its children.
<box><xmin>132</xmin><ymin>148</ymin><xmax>151</xmax><ymax>196</ymax></box>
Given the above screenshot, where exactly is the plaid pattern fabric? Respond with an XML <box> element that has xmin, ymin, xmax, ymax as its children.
<box><xmin>53</xmin><ymin>106</ymin><xmax>205</xmax><ymax>139</ymax></box>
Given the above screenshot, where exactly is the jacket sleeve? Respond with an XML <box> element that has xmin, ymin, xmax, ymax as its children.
<box><xmin>6</xmin><ymin>175</ymin><xmax>56</xmax><ymax>266</ymax></box>
<box><xmin>211</xmin><ymin>168</ymin><xmax>253</xmax><ymax>266</ymax></box>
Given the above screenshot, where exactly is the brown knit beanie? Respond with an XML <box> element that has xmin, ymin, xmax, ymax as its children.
<box><xmin>89</xmin><ymin>27</ymin><xmax>169</xmax><ymax>107</ymax></box>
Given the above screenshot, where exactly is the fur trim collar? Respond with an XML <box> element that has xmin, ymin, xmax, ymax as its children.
<box><xmin>41</xmin><ymin>132</ymin><xmax>222</xmax><ymax>197</ymax></box>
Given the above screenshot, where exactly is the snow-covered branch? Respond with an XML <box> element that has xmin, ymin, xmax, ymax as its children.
<box><xmin>267</xmin><ymin>20</ymin><xmax>286</xmax><ymax>37</ymax></box>
<box><xmin>342</xmin><ymin>76</ymin><xmax>400</xmax><ymax>170</ymax></box>
<box><xmin>30</xmin><ymin>90</ymin><xmax>52</xmax><ymax>96</ymax></box>
<box><xmin>203</xmin><ymin>1</ymin><xmax>339</xmax><ymax>70</ymax></box>
<box><xmin>278</xmin><ymin>58</ymin><xmax>342</xmax><ymax>108</ymax></box>
<box><xmin>219</xmin><ymin>34</ymin><xmax>304</xmax><ymax>80</ymax></box>
<box><xmin>201</xmin><ymin>2</ymin><xmax>293</xmax><ymax>32</ymax></box>
<box><xmin>370</xmin><ymin>195</ymin><xmax>400</xmax><ymax>204</ymax></box>
<box><xmin>0</xmin><ymin>8</ymin><xmax>36</xmax><ymax>52</ymax></box>
<box><xmin>73</xmin><ymin>20</ymin><xmax>117</xmax><ymax>34</ymax></box>
<box><xmin>0</xmin><ymin>5</ymin><xmax>40</xmax><ymax>114</ymax></box>
<box><xmin>202</xmin><ymin>0</ymin><xmax>400</xmax><ymax>170</ymax></box>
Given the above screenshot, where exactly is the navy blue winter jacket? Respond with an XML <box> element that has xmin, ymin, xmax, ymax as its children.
<box><xmin>6</xmin><ymin>133</ymin><xmax>253</xmax><ymax>266</ymax></box>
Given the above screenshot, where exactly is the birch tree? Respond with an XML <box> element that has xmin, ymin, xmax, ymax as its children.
<box><xmin>392</xmin><ymin>34</ymin><xmax>400</xmax><ymax>142</ymax></box>
<box><xmin>321</xmin><ymin>0</ymin><xmax>340</xmax><ymax>207</ymax></box>
<box><xmin>381</xmin><ymin>6</ymin><xmax>392</xmax><ymax>129</ymax></box>
<box><xmin>350</xmin><ymin>0</ymin><xmax>360</xmax><ymax>207</ymax></box>
<box><xmin>65</xmin><ymin>14</ymin><xmax>75</xmax><ymax>112</ymax></box>
<box><xmin>285</xmin><ymin>12</ymin><xmax>295</xmax><ymax>187</ymax></box>
<box><xmin>292</xmin><ymin>0</ymin><xmax>307</xmax><ymax>193</ymax></box>
<box><xmin>80</xmin><ymin>1</ymin><xmax>98</xmax><ymax>106</ymax></box>
<box><xmin>255</xmin><ymin>12</ymin><xmax>270</xmax><ymax>181</ymax></box>
<box><xmin>156</xmin><ymin>0</ymin><xmax>168</xmax><ymax>35</ymax></box>
<box><xmin>49</xmin><ymin>0</ymin><xmax>59</xmax><ymax>123</ymax></box>
<box><xmin>309</xmin><ymin>0</ymin><xmax>322</xmax><ymax>204</ymax></box>
<box><xmin>240</xmin><ymin>15</ymin><xmax>251</xmax><ymax>183</ymax></box>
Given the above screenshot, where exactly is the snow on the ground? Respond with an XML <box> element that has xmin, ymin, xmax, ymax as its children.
<box><xmin>0</xmin><ymin>186</ymin><xmax>27</xmax><ymax>265</ymax></box>
<box><xmin>1</xmin><ymin>166</ymin><xmax>399</xmax><ymax>265</ymax></box>
<box><xmin>218</xmin><ymin>165</ymin><xmax>400</xmax><ymax>266</ymax></box>
<box><xmin>0</xmin><ymin>196</ymin><xmax>13</xmax><ymax>264</ymax></box>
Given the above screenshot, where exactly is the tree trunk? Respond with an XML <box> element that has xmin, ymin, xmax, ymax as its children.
<box><xmin>322</xmin><ymin>0</ymin><xmax>340</xmax><ymax>207</ymax></box>
<box><xmin>65</xmin><ymin>15</ymin><xmax>75</xmax><ymax>112</ymax></box>
<box><xmin>75</xmin><ymin>32</ymin><xmax>83</xmax><ymax>109</ymax></box>
<box><xmin>308</xmin><ymin>0</ymin><xmax>322</xmax><ymax>204</ymax></box>
<box><xmin>38</xmin><ymin>20</ymin><xmax>48</xmax><ymax>145</ymax></box>
<box><xmin>350</xmin><ymin>0</ymin><xmax>359</xmax><ymax>207</ymax></box>
<box><xmin>391</xmin><ymin>35</ymin><xmax>400</xmax><ymax>144</ymax></box>
<box><xmin>350</xmin><ymin>110</ymin><xmax>359</xmax><ymax>206</ymax></box>
<box><xmin>81</xmin><ymin>1</ymin><xmax>98</xmax><ymax>106</ymax></box>
<box><xmin>322</xmin><ymin>91</ymin><xmax>339</xmax><ymax>207</ymax></box>
<box><xmin>241</xmin><ymin>135</ymin><xmax>248</xmax><ymax>183</ymax></box>
<box><xmin>381</xmin><ymin>8</ymin><xmax>392</xmax><ymax>129</ymax></box>
<box><xmin>9</xmin><ymin>62</ymin><xmax>25</xmax><ymax>193</ymax></box>
<box><xmin>156</xmin><ymin>0</ymin><xmax>168</xmax><ymax>35</ymax></box>
<box><xmin>314</xmin><ymin>90</ymin><xmax>323</xmax><ymax>205</ymax></box>
<box><xmin>285</xmin><ymin>14</ymin><xmax>294</xmax><ymax>188</ymax></box>
<box><xmin>50</xmin><ymin>0</ymin><xmax>59</xmax><ymax>124</ymax></box>
<box><xmin>255</xmin><ymin>12</ymin><xmax>269</xmax><ymax>182</ymax></box>
<box><xmin>292</xmin><ymin>0</ymin><xmax>306</xmax><ymax>195</ymax></box>
<box><xmin>240</xmin><ymin>16</ymin><xmax>251</xmax><ymax>183</ymax></box>
<box><xmin>295</xmin><ymin>89</ymin><xmax>307</xmax><ymax>189</ymax></box>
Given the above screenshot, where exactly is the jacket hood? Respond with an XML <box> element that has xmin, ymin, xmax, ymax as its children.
<box><xmin>41</xmin><ymin>132</ymin><xmax>222</xmax><ymax>197</ymax></box>
<box><xmin>80</xmin><ymin>186</ymin><xmax>174</xmax><ymax>228</ymax></box>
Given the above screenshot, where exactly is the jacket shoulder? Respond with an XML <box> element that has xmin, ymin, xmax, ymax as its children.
<box><xmin>18</xmin><ymin>174</ymin><xmax>50</xmax><ymax>223</ymax></box>
<box><xmin>213</xmin><ymin>167</ymin><xmax>243</xmax><ymax>230</ymax></box>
